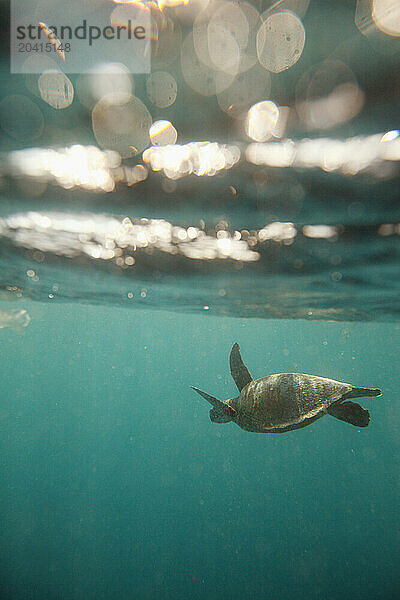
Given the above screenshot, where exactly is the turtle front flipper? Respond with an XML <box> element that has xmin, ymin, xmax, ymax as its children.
<box><xmin>327</xmin><ymin>401</ymin><xmax>370</xmax><ymax>427</ymax></box>
<box><xmin>229</xmin><ymin>343</ymin><xmax>253</xmax><ymax>392</ymax></box>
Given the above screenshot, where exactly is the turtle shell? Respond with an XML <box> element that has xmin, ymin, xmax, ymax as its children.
<box><xmin>230</xmin><ymin>373</ymin><xmax>353</xmax><ymax>432</ymax></box>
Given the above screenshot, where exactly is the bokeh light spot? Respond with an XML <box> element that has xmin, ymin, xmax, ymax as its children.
<box><xmin>0</xmin><ymin>95</ymin><xmax>44</xmax><ymax>142</ymax></box>
<box><xmin>146</xmin><ymin>71</ymin><xmax>177</xmax><ymax>108</ymax></box>
<box><xmin>149</xmin><ymin>120</ymin><xmax>178</xmax><ymax>145</ymax></box>
<box><xmin>245</xmin><ymin>101</ymin><xmax>280</xmax><ymax>142</ymax></box>
<box><xmin>38</xmin><ymin>70</ymin><xmax>74</xmax><ymax>109</ymax></box>
<box><xmin>257</xmin><ymin>10</ymin><xmax>305</xmax><ymax>73</ymax></box>
<box><xmin>92</xmin><ymin>94</ymin><xmax>152</xmax><ymax>157</ymax></box>
<box><xmin>77</xmin><ymin>62</ymin><xmax>133</xmax><ymax>110</ymax></box>
<box><xmin>295</xmin><ymin>60</ymin><xmax>364</xmax><ymax>130</ymax></box>
<box><xmin>372</xmin><ymin>0</ymin><xmax>400</xmax><ymax>36</ymax></box>
<box><xmin>217</xmin><ymin>64</ymin><xmax>271</xmax><ymax>118</ymax></box>
<box><xmin>181</xmin><ymin>32</ymin><xmax>235</xmax><ymax>96</ymax></box>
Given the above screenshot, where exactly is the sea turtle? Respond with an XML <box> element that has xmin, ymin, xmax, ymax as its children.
<box><xmin>191</xmin><ymin>343</ymin><xmax>382</xmax><ymax>432</ymax></box>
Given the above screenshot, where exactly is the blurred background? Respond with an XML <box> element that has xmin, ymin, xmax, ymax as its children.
<box><xmin>0</xmin><ymin>0</ymin><xmax>399</xmax><ymax>321</ymax></box>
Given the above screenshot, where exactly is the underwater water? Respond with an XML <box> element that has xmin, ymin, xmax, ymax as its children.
<box><xmin>0</xmin><ymin>303</ymin><xmax>398</xmax><ymax>600</ymax></box>
<box><xmin>1</xmin><ymin>0</ymin><xmax>400</xmax><ymax>597</ymax></box>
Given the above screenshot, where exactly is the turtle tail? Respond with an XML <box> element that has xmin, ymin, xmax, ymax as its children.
<box><xmin>344</xmin><ymin>386</ymin><xmax>382</xmax><ymax>399</ymax></box>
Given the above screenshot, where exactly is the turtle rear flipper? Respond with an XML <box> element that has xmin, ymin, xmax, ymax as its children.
<box><xmin>229</xmin><ymin>343</ymin><xmax>253</xmax><ymax>392</ymax></box>
<box><xmin>327</xmin><ymin>401</ymin><xmax>370</xmax><ymax>427</ymax></box>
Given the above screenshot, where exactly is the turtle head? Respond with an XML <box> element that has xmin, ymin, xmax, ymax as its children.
<box><xmin>191</xmin><ymin>387</ymin><xmax>235</xmax><ymax>424</ymax></box>
<box><xmin>209</xmin><ymin>405</ymin><xmax>234</xmax><ymax>423</ymax></box>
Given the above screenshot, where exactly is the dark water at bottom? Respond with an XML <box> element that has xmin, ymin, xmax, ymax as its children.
<box><xmin>0</xmin><ymin>303</ymin><xmax>399</xmax><ymax>600</ymax></box>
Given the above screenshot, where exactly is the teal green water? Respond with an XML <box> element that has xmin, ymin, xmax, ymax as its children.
<box><xmin>0</xmin><ymin>304</ymin><xmax>399</xmax><ymax>600</ymax></box>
